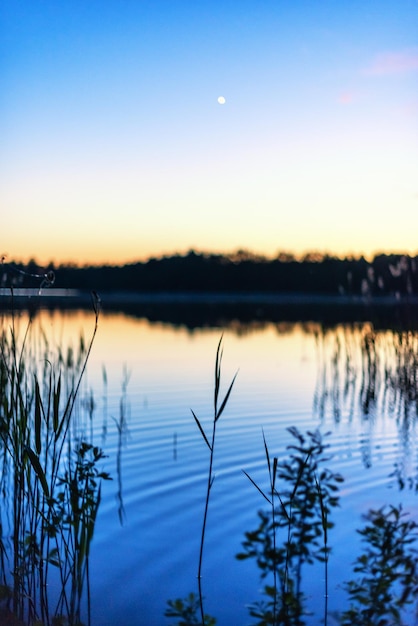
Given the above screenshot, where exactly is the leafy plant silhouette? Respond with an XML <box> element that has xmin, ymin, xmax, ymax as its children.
<box><xmin>237</xmin><ymin>427</ymin><xmax>343</xmax><ymax>626</ymax></box>
<box><xmin>165</xmin><ymin>593</ymin><xmax>216</xmax><ymax>626</ymax></box>
<box><xmin>0</xmin><ymin>293</ymin><xmax>110</xmax><ymax>625</ymax></box>
<box><xmin>340</xmin><ymin>504</ymin><xmax>418</xmax><ymax>626</ymax></box>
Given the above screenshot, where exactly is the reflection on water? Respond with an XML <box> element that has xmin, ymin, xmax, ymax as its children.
<box><xmin>114</xmin><ymin>366</ymin><xmax>130</xmax><ymax>526</ymax></box>
<box><xmin>314</xmin><ymin>324</ymin><xmax>418</xmax><ymax>487</ymax></box>
<box><xmin>2</xmin><ymin>305</ymin><xmax>418</xmax><ymax>624</ymax></box>
<box><xmin>7</xmin><ymin>293</ymin><xmax>418</xmax><ymax>331</ymax></box>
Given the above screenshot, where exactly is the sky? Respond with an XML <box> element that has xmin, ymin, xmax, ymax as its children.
<box><xmin>1</xmin><ymin>1</ymin><xmax>418</xmax><ymax>266</ymax></box>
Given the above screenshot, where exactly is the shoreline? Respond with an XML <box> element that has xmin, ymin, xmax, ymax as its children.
<box><xmin>1</xmin><ymin>288</ymin><xmax>418</xmax><ymax>307</ymax></box>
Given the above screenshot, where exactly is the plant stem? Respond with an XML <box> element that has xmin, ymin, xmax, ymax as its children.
<box><xmin>194</xmin><ymin>336</ymin><xmax>237</xmax><ymax>626</ymax></box>
<box><xmin>197</xmin><ymin>417</ymin><xmax>217</xmax><ymax>625</ymax></box>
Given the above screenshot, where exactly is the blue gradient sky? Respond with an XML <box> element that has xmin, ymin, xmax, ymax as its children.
<box><xmin>2</xmin><ymin>1</ymin><xmax>417</xmax><ymax>265</ymax></box>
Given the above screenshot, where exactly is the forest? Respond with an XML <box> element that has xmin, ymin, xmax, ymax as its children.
<box><xmin>3</xmin><ymin>250</ymin><xmax>418</xmax><ymax>298</ymax></box>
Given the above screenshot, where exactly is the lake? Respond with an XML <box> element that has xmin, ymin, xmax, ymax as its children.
<box><xmin>2</xmin><ymin>300</ymin><xmax>418</xmax><ymax>625</ymax></box>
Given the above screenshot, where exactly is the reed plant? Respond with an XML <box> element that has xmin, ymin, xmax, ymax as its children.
<box><xmin>166</xmin><ymin>336</ymin><xmax>236</xmax><ymax>626</ymax></box>
<box><xmin>0</xmin><ymin>293</ymin><xmax>110</xmax><ymax>625</ymax></box>
<box><xmin>165</xmin><ymin>336</ymin><xmax>418</xmax><ymax>626</ymax></box>
<box><xmin>241</xmin><ymin>431</ymin><xmax>279</xmax><ymax>624</ymax></box>
<box><xmin>193</xmin><ymin>336</ymin><xmax>237</xmax><ymax>625</ymax></box>
<box><xmin>235</xmin><ymin>430</ymin><xmax>418</xmax><ymax>626</ymax></box>
<box><xmin>237</xmin><ymin>428</ymin><xmax>343</xmax><ymax>626</ymax></box>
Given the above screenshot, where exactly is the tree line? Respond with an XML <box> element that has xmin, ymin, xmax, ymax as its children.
<box><xmin>3</xmin><ymin>251</ymin><xmax>418</xmax><ymax>298</ymax></box>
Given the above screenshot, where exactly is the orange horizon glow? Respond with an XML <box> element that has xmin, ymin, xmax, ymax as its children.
<box><xmin>6</xmin><ymin>244</ymin><xmax>418</xmax><ymax>269</ymax></box>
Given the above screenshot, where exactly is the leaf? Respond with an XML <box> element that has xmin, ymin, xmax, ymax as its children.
<box><xmin>215</xmin><ymin>371</ymin><xmax>238</xmax><ymax>422</ymax></box>
<box><xmin>25</xmin><ymin>446</ymin><xmax>49</xmax><ymax>498</ymax></box>
<box><xmin>277</xmin><ymin>493</ymin><xmax>290</xmax><ymax>521</ymax></box>
<box><xmin>242</xmin><ymin>469</ymin><xmax>272</xmax><ymax>505</ymax></box>
<box><xmin>34</xmin><ymin>376</ymin><xmax>42</xmax><ymax>454</ymax></box>
<box><xmin>55</xmin><ymin>392</ymin><xmax>73</xmax><ymax>440</ymax></box>
<box><xmin>191</xmin><ymin>409</ymin><xmax>211</xmax><ymax>450</ymax></box>
<box><xmin>262</xmin><ymin>429</ymin><xmax>271</xmax><ymax>480</ymax></box>
<box><xmin>214</xmin><ymin>334</ymin><xmax>224</xmax><ymax>413</ymax></box>
<box><xmin>53</xmin><ymin>373</ymin><xmax>61</xmax><ymax>433</ymax></box>
<box><xmin>272</xmin><ymin>457</ymin><xmax>278</xmax><ymax>492</ymax></box>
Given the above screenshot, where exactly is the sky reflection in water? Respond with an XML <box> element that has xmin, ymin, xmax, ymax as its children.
<box><xmin>2</xmin><ymin>308</ymin><xmax>418</xmax><ymax>625</ymax></box>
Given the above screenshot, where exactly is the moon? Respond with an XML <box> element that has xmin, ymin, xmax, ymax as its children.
<box><xmin>217</xmin><ymin>96</ymin><xmax>226</xmax><ymax>104</ymax></box>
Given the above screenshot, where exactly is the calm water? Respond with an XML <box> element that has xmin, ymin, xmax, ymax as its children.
<box><xmin>3</xmin><ymin>307</ymin><xmax>418</xmax><ymax>625</ymax></box>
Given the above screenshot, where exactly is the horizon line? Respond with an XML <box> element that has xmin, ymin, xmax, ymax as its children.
<box><xmin>4</xmin><ymin>247</ymin><xmax>418</xmax><ymax>269</ymax></box>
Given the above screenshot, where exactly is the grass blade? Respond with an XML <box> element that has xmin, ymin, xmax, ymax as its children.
<box><xmin>214</xmin><ymin>335</ymin><xmax>223</xmax><ymax>413</ymax></box>
<box><xmin>191</xmin><ymin>409</ymin><xmax>211</xmax><ymax>450</ymax></box>
<box><xmin>262</xmin><ymin>429</ymin><xmax>271</xmax><ymax>481</ymax></box>
<box><xmin>34</xmin><ymin>376</ymin><xmax>42</xmax><ymax>455</ymax></box>
<box><xmin>53</xmin><ymin>373</ymin><xmax>61</xmax><ymax>433</ymax></box>
<box><xmin>272</xmin><ymin>456</ymin><xmax>278</xmax><ymax>492</ymax></box>
<box><xmin>243</xmin><ymin>469</ymin><xmax>272</xmax><ymax>505</ymax></box>
<box><xmin>25</xmin><ymin>446</ymin><xmax>50</xmax><ymax>499</ymax></box>
<box><xmin>215</xmin><ymin>371</ymin><xmax>238</xmax><ymax>422</ymax></box>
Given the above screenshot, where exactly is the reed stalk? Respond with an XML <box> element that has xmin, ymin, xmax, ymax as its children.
<box><xmin>193</xmin><ymin>336</ymin><xmax>237</xmax><ymax>625</ymax></box>
<box><xmin>242</xmin><ymin>430</ymin><xmax>281</xmax><ymax>625</ymax></box>
<box><xmin>315</xmin><ymin>475</ymin><xmax>329</xmax><ymax>626</ymax></box>
<box><xmin>0</xmin><ymin>292</ymin><xmax>110</xmax><ymax>625</ymax></box>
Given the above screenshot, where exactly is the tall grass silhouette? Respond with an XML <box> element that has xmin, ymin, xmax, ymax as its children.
<box><xmin>193</xmin><ymin>336</ymin><xmax>237</xmax><ymax>625</ymax></box>
<box><xmin>238</xmin><ymin>428</ymin><xmax>343</xmax><ymax>625</ymax></box>
<box><xmin>0</xmin><ymin>292</ymin><xmax>111</xmax><ymax>625</ymax></box>
<box><xmin>166</xmin><ymin>336</ymin><xmax>237</xmax><ymax>626</ymax></box>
